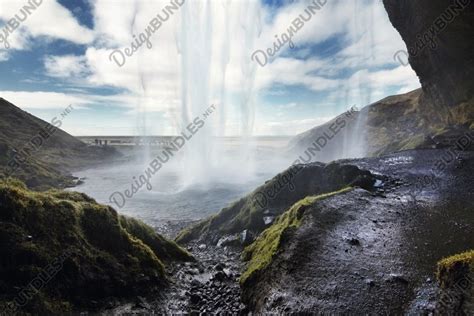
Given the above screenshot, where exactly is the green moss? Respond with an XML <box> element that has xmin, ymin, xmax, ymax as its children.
<box><xmin>399</xmin><ymin>134</ymin><xmax>426</xmax><ymax>151</ymax></box>
<box><xmin>240</xmin><ymin>187</ymin><xmax>352</xmax><ymax>285</ymax></box>
<box><xmin>176</xmin><ymin>213</ymin><xmax>220</xmax><ymax>244</ymax></box>
<box><xmin>437</xmin><ymin>250</ymin><xmax>474</xmax><ymax>288</ymax></box>
<box><xmin>119</xmin><ymin>215</ymin><xmax>193</xmax><ymax>262</ymax></box>
<box><xmin>0</xmin><ymin>179</ymin><xmax>193</xmax><ymax>313</ymax></box>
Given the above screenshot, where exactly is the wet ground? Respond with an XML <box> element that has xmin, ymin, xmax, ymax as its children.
<box><xmin>156</xmin><ymin>242</ymin><xmax>245</xmax><ymax>314</ymax></box>
<box><xmin>242</xmin><ymin>148</ymin><xmax>474</xmax><ymax>313</ymax></box>
<box><xmin>104</xmin><ymin>222</ymin><xmax>247</xmax><ymax>315</ymax></box>
<box><xmin>105</xmin><ymin>148</ymin><xmax>473</xmax><ymax>314</ymax></box>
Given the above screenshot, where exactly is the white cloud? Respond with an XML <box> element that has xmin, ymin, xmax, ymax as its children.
<box><xmin>254</xmin><ymin>116</ymin><xmax>334</xmax><ymax>136</ymax></box>
<box><xmin>0</xmin><ymin>90</ymin><xmax>137</xmax><ymax>110</ymax></box>
<box><xmin>0</xmin><ymin>51</ymin><xmax>8</xmax><ymax>61</ymax></box>
<box><xmin>44</xmin><ymin>55</ymin><xmax>90</xmax><ymax>78</ymax></box>
<box><xmin>0</xmin><ymin>0</ymin><xmax>94</xmax><ymax>51</ymax></box>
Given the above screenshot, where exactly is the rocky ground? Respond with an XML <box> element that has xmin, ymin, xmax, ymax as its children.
<box><xmin>103</xmin><ymin>147</ymin><xmax>473</xmax><ymax>315</ymax></box>
<box><xmin>3</xmin><ymin>149</ymin><xmax>469</xmax><ymax>315</ymax></box>
<box><xmin>241</xmin><ymin>148</ymin><xmax>474</xmax><ymax>313</ymax></box>
<box><xmin>157</xmin><ymin>242</ymin><xmax>245</xmax><ymax>314</ymax></box>
<box><xmin>105</xmin><ymin>224</ymin><xmax>247</xmax><ymax>315</ymax></box>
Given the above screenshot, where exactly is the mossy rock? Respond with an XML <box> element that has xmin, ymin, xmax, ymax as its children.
<box><xmin>437</xmin><ymin>249</ymin><xmax>474</xmax><ymax>288</ymax></box>
<box><xmin>240</xmin><ymin>187</ymin><xmax>353</xmax><ymax>286</ymax></box>
<box><xmin>0</xmin><ymin>179</ymin><xmax>192</xmax><ymax>313</ymax></box>
<box><xmin>176</xmin><ymin>163</ymin><xmax>375</xmax><ymax>245</ymax></box>
<box><xmin>119</xmin><ymin>215</ymin><xmax>193</xmax><ymax>263</ymax></box>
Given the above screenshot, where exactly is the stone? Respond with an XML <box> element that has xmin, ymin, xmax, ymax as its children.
<box><xmin>240</xmin><ymin>229</ymin><xmax>255</xmax><ymax>246</ymax></box>
<box><xmin>216</xmin><ymin>235</ymin><xmax>240</xmax><ymax>248</ymax></box>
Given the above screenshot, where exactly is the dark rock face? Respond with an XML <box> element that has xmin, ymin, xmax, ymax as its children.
<box><xmin>383</xmin><ymin>0</ymin><xmax>474</xmax><ymax>123</ymax></box>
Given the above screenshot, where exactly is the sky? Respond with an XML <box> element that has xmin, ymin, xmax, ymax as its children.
<box><xmin>0</xmin><ymin>0</ymin><xmax>420</xmax><ymax>136</ymax></box>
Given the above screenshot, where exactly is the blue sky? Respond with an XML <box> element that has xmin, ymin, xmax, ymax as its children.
<box><xmin>0</xmin><ymin>0</ymin><xmax>420</xmax><ymax>136</ymax></box>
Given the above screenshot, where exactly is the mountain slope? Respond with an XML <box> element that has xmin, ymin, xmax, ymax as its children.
<box><xmin>0</xmin><ymin>97</ymin><xmax>117</xmax><ymax>189</ymax></box>
<box><xmin>291</xmin><ymin>88</ymin><xmax>472</xmax><ymax>159</ymax></box>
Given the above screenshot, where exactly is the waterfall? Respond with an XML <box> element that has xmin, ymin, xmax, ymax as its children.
<box><xmin>174</xmin><ymin>0</ymin><xmax>262</xmax><ymax>188</ymax></box>
<box><xmin>339</xmin><ymin>0</ymin><xmax>376</xmax><ymax>159</ymax></box>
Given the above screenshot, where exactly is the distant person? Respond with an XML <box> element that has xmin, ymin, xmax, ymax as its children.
<box><xmin>94</xmin><ymin>138</ymin><xmax>98</xmax><ymax>146</ymax></box>
<box><xmin>104</xmin><ymin>140</ymin><xmax>108</xmax><ymax>147</ymax></box>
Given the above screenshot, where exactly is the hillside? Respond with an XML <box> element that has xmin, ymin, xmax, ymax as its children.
<box><xmin>0</xmin><ymin>98</ymin><xmax>117</xmax><ymax>189</ymax></box>
<box><xmin>237</xmin><ymin>149</ymin><xmax>474</xmax><ymax>313</ymax></box>
<box><xmin>0</xmin><ymin>178</ymin><xmax>193</xmax><ymax>314</ymax></box>
<box><xmin>290</xmin><ymin>88</ymin><xmax>473</xmax><ymax>159</ymax></box>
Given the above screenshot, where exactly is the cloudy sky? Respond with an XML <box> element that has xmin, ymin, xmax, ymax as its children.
<box><xmin>0</xmin><ymin>0</ymin><xmax>420</xmax><ymax>136</ymax></box>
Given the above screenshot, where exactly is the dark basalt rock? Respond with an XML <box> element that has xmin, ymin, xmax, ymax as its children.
<box><xmin>383</xmin><ymin>0</ymin><xmax>474</xmax><ymax>124</ymax></box>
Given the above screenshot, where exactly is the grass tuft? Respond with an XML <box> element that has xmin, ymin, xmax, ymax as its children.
<box><xmin>437</xmin><ymin>249</ymin><xmax>474</xmax><ymax>288</ymax></box>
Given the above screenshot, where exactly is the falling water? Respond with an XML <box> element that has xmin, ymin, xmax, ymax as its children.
<box><xmin>339</xmin><ymin>0</ymin><xmax>375</xmax><ymax>159</ymax></box>
<box><xmin>175</xmin><ymin>0</ymin><xmax>262</xmax><ymax>188</ymax></box>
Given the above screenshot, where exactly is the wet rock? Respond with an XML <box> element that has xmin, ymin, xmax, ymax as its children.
<box><xmin>263</xmin><ymin>216</ymin><xmax>275</xmax><ymax>225</ymax></box>
<box><xmin>223</xmin><ymin>268</ymin><xmax>233</xmax><ymax>278</ymax></box>
<box><xmin>135</xmin><ymin>296</ymin><xmax>151</xmax><ymax>309</ymax></box>
<box><xmin>189</xmin><ymin>293</ymin><xmax>201</xmax><ymax>305</ymax></box>
<box><xmin>386</xmin><ymin>273</ymin><xmax>409</xmax><ymax>284</ymax></box>
<box><xmin>365</xmin><ymin>279</ymin><xmax>375</xmax><ymax>287</ymax></box>
<box><xmin>373</xmin><ymin>179</ymin><xmax>384</xmax><ymax>188</ymax></box>
<box><xmin>347</xmin><ymin>238</ymin><xmax>360</xmax><ymax>246</ymax></box>
<box><xmin>240</xmin><ymin>229</ymin><xmax>255</xmax><ymax>246</ymax></box>
<box><xmin>351</xmin><ymin>174</ymin><xmax>377</xmax><ymax>191</ymax></box>
<box><xmin>187</xmin><ymin>268</ymin><xmax>200</xmax><ymax>275</ymax></box>
<box><xmin>217</xmin><ymin>235</ymin><xmax>240</xmax><ymax>248</ymax></box>
<box><xmin>191</xmin><ymin>279</ymin><xmax>203</xmax><ymax>288</ymax></box>
<box><xmin>198</xmin><ymin>244</ymin><xmax>207</xmax><ymax>250</ymax></box>
<box><xmin>214</xmin><ymin>262</ymin><xmax>226</xmax><ymax>271</ymax></box>
<box><xmin>213</xmin><ymin>271</ymin><xmax>228</xmax><ymax>282</ymax></box>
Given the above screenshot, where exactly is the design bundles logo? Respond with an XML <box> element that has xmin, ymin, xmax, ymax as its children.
<box><xmin>253</xmin><ymin>105</ymin><xmax>359</xmax><ymax>209</ymax></box>
<box><xmin>108</xmin><ymin>104</ymin><xmax>217</xmax><ymax>209</ymax></box>
<box><xmin>394</xmin><ymin>0</ymin><xmax>471</xmax><ymax>66</ymax></box>
<box><xmin>251</xmin><ymin>0</ymin><xmax>327</xmax><ymax>67</ymax></box>
<box><xmin>109</xmin><ymin>0</ymin><xmax>185</xmax><ymax>68</ymax></box>
<box><xmin>5</xmin><ymin>250</ymin><xmax>73</xmax><ymax>313</ymax></box>
<box><xmin>0</xmin><ymin>0</ymin><xmax>44</xmax><ymax>50</ymax></box>
<box><xmin>6</xmin><ymin>104</ymin><xmax>74</xmax><ymax>177</ymax></box>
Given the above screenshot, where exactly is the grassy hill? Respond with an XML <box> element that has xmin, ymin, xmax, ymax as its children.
<box><xmin>290</xmin><ymin>89</ymin><xmax>473</xmax><ymax>158</ymax></box>
<box><xmin>0</xmin><ymin>97</ymin><xmax>117</xmax><ymax>189</ymax></box>
<box><xmin>0</xmin><ymin>178</ymin><xmax>193</xmax><ymax>313</ymax></box>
